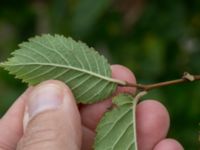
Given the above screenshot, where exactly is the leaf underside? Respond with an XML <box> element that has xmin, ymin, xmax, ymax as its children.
<box><xmin>95</xmin><ymin>94</ymin><xmax>138</xmax><ymax>150</ymax></box>
<box><xmin>0</xmin><ymin>34</ymin><xmax>118</xmax><ymax>103</ymax></box>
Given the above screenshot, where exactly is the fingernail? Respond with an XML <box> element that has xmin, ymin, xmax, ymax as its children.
<box><xmin>28</xmin><ymin>83</ymin><xmax>63</xmax><ymax>118</ymax></box>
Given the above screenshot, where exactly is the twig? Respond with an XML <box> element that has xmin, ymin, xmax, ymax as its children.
<box><xmin>121</xmin><ymin>72</ymin><xmax>200</xmax><ymax>91</ymax></box>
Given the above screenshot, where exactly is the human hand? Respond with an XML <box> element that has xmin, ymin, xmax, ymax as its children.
<box><xmin>0</xmin><ymin>65</ymin><xmax>184</xmax><ymax>150</ymax></box>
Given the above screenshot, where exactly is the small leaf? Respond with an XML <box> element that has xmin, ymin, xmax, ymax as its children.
<box><xmin>0</xmin><ymin>34</ymin><xmax>125</xmax><ymax>104</ymax></box>
<box><xmin>94</xmin><ymin>94</ymin><xmax>138</xmax><ymax>150</ymax></box>
<box><xmin>113</xmin><ymin>94</ymin><xmax>133</xmax><ymax>106</ymax></box>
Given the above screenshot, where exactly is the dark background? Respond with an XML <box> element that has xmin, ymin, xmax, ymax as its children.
<box><xmin>0</xmin><ymin>0</ymin><xmax>199</xmax><ymax>149</ymax></box>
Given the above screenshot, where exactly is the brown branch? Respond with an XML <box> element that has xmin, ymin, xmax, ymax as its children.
<box><xmin>122</xmin><ymin>72</ymin><xmax>200</xmax><ymax>91</ymax></box>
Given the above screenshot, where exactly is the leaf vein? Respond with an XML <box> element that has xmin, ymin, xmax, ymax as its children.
<box><xmin>75</xmin><ymin>78</ymin><xmax>103</xmax><ymax>99</ymax></box>
<box><xmin>53</xmin><ymin>69</ymin><xmax>70</xmax><ymax>79</ymax></box>
<box><xmin>4</xmin><ymin>63</ymin><xmax>123</xmax><ymax>84</ymax></box>
<box><xmin>59</xmin><ymin>37</ymin><xmax>85</xmax><ymax>69</ymax></box>
<box><xmin>21</xmin><ymin>45</ymin><xmax>51</xmax><ymax>63</ymax></box>
<box><xmin>32</xmin><ymin>39</ymin><xmax>70</xmax><ymax>65</ymax></box>
<box><xmin>80</xmin><ymin>44</ymin><xmax>92</xmax><ymax>71</ymax></box>
<box><xmin>71</xmin><ymin>75</ymin><xmax>91</xmax><ymax>90</ymax></box>
<box><xmin>85</xmin><ymin>81</ymin><xmax>110</xmax><ymax>102</ymax></box>
<box><xmin>25</xmin><ymin>66</ymin><xmax>56</xmax><ymax>81</ymax></box>
<box><xmin>112</xmin><ymin>121</ymin><xmax>133</xmax><ymax>149</ymax></box>
<box><xmin>96</xmin><ymin>108</ymin><xmax>131</xmax><ymax>144</ymax></box>
<box><xmin>14</xmin><ymin>53</ymin><xmax>37</xmax><ymax>62</ymax></box>
<box><xmin>17</xmin><ymin>66</ymin><xmax>42</xmax><ymax>78</ymax></box>
<box><xmin>64</xmin><ymin>72</ymin><xmax>85</xmax><ymax>83</ymax></box>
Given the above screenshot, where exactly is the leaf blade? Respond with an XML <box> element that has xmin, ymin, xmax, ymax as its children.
<box><xmin>94</xmin><ymin>94</ymin><xmax>138</xmax><ymax>150</ymax></box>
<box><xmin>0</xmin><ymin>34</ymin><xmax>125</xmax><ymax>103</ymax></box>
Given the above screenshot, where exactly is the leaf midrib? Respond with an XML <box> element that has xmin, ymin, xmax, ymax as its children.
<box><xmin>2</xmin><ymin>62</ymin><xmax>125</xmax><ymax>85</ymax></box>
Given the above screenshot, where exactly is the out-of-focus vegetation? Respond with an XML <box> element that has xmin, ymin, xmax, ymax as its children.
<box><xmin>0</xmin><ymin>0</ymin><xmax>199</xmax><ymax>149</ymax></box>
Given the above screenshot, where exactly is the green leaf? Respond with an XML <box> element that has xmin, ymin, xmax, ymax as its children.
<box><xmin>94</xmin><ymin>94</ymin><xmax>138</xmax><ymax>150</ymax></box>
<box><xmin>113</xmin><ymin>94</ymin><xmax>133</xmax><ymax>106</ymax></box>
<box><xmin>0</xmin><ymin>34</ymin><xmax>125</xmax><ymax>104</ymax></box>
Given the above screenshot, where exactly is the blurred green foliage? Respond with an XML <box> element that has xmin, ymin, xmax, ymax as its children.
<box><xmin>0</xmin><ymin>0</ymin><xmax>199</xmax><ymax>149</ymax></box>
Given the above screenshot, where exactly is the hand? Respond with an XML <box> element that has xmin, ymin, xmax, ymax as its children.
<box><xmin>0</xmin><ymin>65</ymin><xmax>184</xmax><ymax>150</ymax></box>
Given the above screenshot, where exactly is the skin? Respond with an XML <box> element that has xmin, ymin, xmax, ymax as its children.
<box><xmin>0</xmin><ymin>65</ymin><xmax>184</xmax><ymax>150</ymax></box>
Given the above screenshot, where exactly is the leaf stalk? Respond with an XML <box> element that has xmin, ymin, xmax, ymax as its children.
<box><xmin>120</xmin><ymin>72</ymin><xmax>200</xmax><ymax>91</ymax></box>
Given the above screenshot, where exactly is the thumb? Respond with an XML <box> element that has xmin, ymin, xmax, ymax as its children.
<box><xmin>17</xmin><ymin>80</ymin><xmax>82</xmax><ymax>150</ymax></box>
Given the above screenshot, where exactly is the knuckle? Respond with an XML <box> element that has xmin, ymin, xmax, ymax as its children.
<box><xmin>17</xmin><ymin>126</ymin><xmax>60</xmax><ymax>150</ymax></box>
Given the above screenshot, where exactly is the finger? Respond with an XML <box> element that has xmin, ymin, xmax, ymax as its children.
<box><xmin>80</xmin><ymin>64</ymin><xmax>136</xmax><ymax>131</ymax></box>
<box><xmin>82</xmin><ymin>126</ymin><xmax>95</xmax><ymax>150</ymax></box>
<box><xmin>17</xmin><ymin>80</ymin><xmax>82</xmax><ymax>150</ymax></box>
<box><xmin>111</xmin><ymin>64</ymin><xmax>136</xmax><ymax>94</ymax></box>
<box><xmin>0</xmin><ymin>88</ymin><xmax>32</xmax><ymax>150</ymax></box>
<box><xmin>136</xmin><ymin>100</ymin><xmax>170</xmax><ymax>150</ymax></box>
<box><xmin>154</xmin><ymin>139</ymin><xmax>184</xmax><ymax>150</ymax></box>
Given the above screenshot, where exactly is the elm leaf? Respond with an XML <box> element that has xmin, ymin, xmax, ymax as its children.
<box><xmin>0</xmin><ymin>34</ymin><xmax>125</xmax><ymax>103</ymax></box>
<box><xmin>94</xmin><ymin>94</ymin><xmax>138</xmax><ymax>150</ymax></box>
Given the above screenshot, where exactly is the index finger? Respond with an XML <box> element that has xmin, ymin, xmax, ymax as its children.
<box><xmin>80</xmin><ymin>64</ymin><xmax>136</xmax><ymax>131</ymax></box>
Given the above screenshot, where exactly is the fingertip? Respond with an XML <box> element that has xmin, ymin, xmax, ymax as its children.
<box><xmin>137</xmin><ymin>100</ymin><xmax>170</xmax><ymax>129</ymax></box>
<box><xmin>154</xmin><ymin>139</ymin><xmax>184</xmax><ymax>150</ymax></box>
<box><xmin>137</xmin><ymin>100</ymin><xmax>170</xmax><ymax>125</ymax></box>
<box><xmin>35</xmin><ymin>80</ymin><xmax>73</xmax><ymax>95</ymax></box>
<box><xmin>19</xmin><ymin>80</ymin><xmax>82</xmax><ymax>150</ymax></box>
<box><xmin>34</xmin><ymin>80</ymin><xmax>76</xmax><ymax>103</ymax></box>
<box><xmin>111</xmin><ymin>64</ymin><xmax>136</xmax><ymax>94</ymax></box>
<box><xmin>27</xmin><ymin>80</ymin><xmax>78</xmax><ymax>120</ymax></box>
<box><xmin>136</xmin><ymin>100</ymin><xmax>170</xmax><ymax>150</ymax></box>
